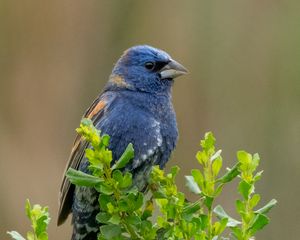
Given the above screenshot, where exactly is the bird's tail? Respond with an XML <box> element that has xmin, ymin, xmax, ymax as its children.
<box><xmin>71</xmin><ymin>227</ymin><xmax>97</xmax><ymax>240</ymax></box>
<box><xmin>71</xmin><ymin>210</ymin><xmax>98</xmax><ymax>240</ymax></box>
<box><xmin>71</xmin><ymin>186</ymin><xmax>99</xmax><ymax>240</ymax></box>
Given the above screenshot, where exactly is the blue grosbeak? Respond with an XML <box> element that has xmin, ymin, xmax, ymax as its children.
<box><xmin>57</xmin><ymin>45</ymin><xmax>187</xmax><ymax>240</ymax></box>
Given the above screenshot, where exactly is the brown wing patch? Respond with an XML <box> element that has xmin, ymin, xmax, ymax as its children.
<box><xmin>70</xmin><ymin>136</ymin><xmax>82</xmax><ymax>154</ymax></box>
<box><xmin>121</xmin><ymin>49</ymin><xmax>130</xmax><ymax>61</ymax></box>
<box><xmin>109</xmin><ymin>74</ymin><xmax>130</xmax><ymax>88</ymax></box>
<box><xmin>57</xmin><ymin>135</ymin><xmax>87</xmax><ymax>225</ymax></box>
<box><xmin>87</xmin><ymin>100</ymin><xmax>107</xmax><ymax>119</ymax></box>
<box><xmin>58</xmin><ymin>94</ymin><xmax>112</xmax><ymax>225</ymax></box>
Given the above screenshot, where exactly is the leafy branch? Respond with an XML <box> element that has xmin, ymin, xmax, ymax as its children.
<box><xmin>7</xmin><ymin>199</ymin><xmax>50</xmax><ymax>240</ymax></box>
<box><xmin>8</xmin><ymin>119</ymin><xmax>276</xmax><ymax>240</ymax></box>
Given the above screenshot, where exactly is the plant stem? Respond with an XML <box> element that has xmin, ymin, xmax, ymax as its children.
<box><xmin>241</xmin><ymin>198</ymin><xmax>251</xmax><ymax>240</ymax></box>
<box><xmin>123</xmin><ymin>219</ymin><xmax>141</xmax><ymax>239</ymax></box>
<box><xmin>207</xmin><ymin>207</ymin><xmax>213</xmax><ymax>239</ymax></box>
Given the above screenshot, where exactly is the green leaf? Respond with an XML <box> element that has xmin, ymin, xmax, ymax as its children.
<box><xmin>231</xmin><ymin>226</ymin><xmax>243</xmax><ymax>239</ymax></box>
<box><xmin>213</xmin><ymin>205</ymin><xmax>241</xmax><ymax>227</ymax></box>
<box><xmin>183</xmin><ymin>202</ymin><xmax>201</xmax><ymax>216</ymax></box>
<box><xmin>85</xmin><ymin>148</ymin><xmax>95</xmax><ymax>160</ymax></box>
<box><xmin>217</xmin><ymin>163</ymin><xmax>240</xmax><ymax>184</ymax></box>
<box><xmin>112</xmin><ymin>143</ymin><xmax>134</xmax><ymax>170</ymax></box>
<box><xmin>99</xmin><ymin>195</ymin><xmax>114</xmax><ymax>211</ymax></box>
<box><xmin>112</xmin><ymin>169</ymin><xmax>123</xmax><ymax>181</ymax></box>
<box><xmin>253</xmin><ymin>170</ymin><xmax>264</xmax><ymax>182</ymax></box>
<box><xmin>97</xmin><ymin>182</ymin><xmax>114</xmax><ymax>195</ymax></box>
<box><xmin>101</xmin><ymin>134</ymin><xmax>110</xmax><ymax>147</ymax></box>
<box><xmin>235</xmin><ymin>200</ymin><xmax>245</xmax><ymax>215</ymax></box>
<box><xmin>252</xmin><ymin>153</ymin><xmax>260</xmax><ymax>170</ymax></box>
<box><xmin>248</xmin><ymin>214</ymin><xmax>270</xmax><ymax>235</ymax></box>
<box><xmin>249</xmin><ymin>194</ymin><xmax>260</xmax><ymax>209</ymax></box>
<box><xmin>237</xmin><ymin>151</ymin><xmax>260</xmax><ymax>181</ymax></box>
<box><xmin>212</xmin><ymin>157</ymin><xmax>222</xmax><ymax>177</ymax></box>
<box><xmin>219</xmin><ymin>218</ymin><xmax>228</xmax><ymax>234</ymax></box>
<box><xmin>7</xmin><ymin>231</ymin><xmax>26</xmax><ymax>240</ymax></box>
<box><xmin>106</xmin><ymin>202</ymin><xmax>116</xmax><ymax>214</ymax></box>
<box><xmin>25</xmin><ymin>199</ymin><xmax>31</xmax><ymax>219</ymax></box>
<box><xmin>255</xmin><ymin>199</ymin><xmax>277</xmax><ymax>215</ymax></box>
<box><xmin>27</xmin><ymin>232</ymin><xmax>35</xmax><ymax>240</ymax></box>
<box><xmin>127</xmin><ymin>215</ymin><xmax>141</xmax><ymax>225</ymax></box>
<box><xmin>213</xmin><ymin>218</ymin><xmax>228</xmax><ymax>235</ymax></box>
<box><xmin>196</xmin><ymin>151</ymin><xmax>206</xmax><ymax>165</ymax></box>
<box><xmin>100</xmin><ymin>224</ymin><xmax>121</xmax><ymax>238</ymax></box>
<box><xmin>96</xmin><ymin>212</ymin><xmax>111</xmax><ymax>224</ymax></box>
<box><xmin>119</xmin><ymin>172</ymin><xmax>133</xmax><ymax>189</ymax></box>
<box><xmin>204</xmin><ymin>196</ymin><xmax>214</xmax><ymax>210</ymax></box>
<box><xmin>37</xmin><ymin>232</ymin><xmax>48</xmax><ymax>240</ymax></box>
<box><xmin>200</xmin><ymin>132</ymin><xmax>216</xmax><ymax>151</ymax></box>
<box><xmin>109</xmin><ymin>214</ymin><xmax>121</xmax><ymax>224</ymax></box>
<box><xmin>238</xmin><ymin>180</ymin><xmax>253</xmax><ymax>200</ymax></box>
<box><xmin>191</xmin><ymin>169</ymin><xmax>204</xmax><ymax>191</ymax></box>
<box><xmin>140</xmin><ymin>220</ymin><xmax>156</xmax><ymax>239</ymax></box>
<box><xmin>112</xmin><ymin>170</ymin><xmax>132</xmax><ymax>189</ymax></box>
<box><xmin>129</xmin><ymin>192</ymin><xmax>143</xmax><ymax>211</ymax></box>
<box><xmin>199</xmin><ymin>214</ymin><xmax>209</xmax><ymax>230</ymax></box>
<box><xmin>35</xmin><ymin>215</ymin><xmax>48</xmax><ymax>236</ymax></box>
<box><xmin>152</xmin><ymin>189</ymin><xmax>167</xmax><ymax>199</ymax></box>
<box><xmin>182</xmin><ymin>204</ymin><xmax>201</xmax><ymax>221</ymax></box>
<box><xmin>185</xmin><ymin>175</ymin><xmax>201</xmax><ymax>194</ymax></box>
<box><xmin>119</xmin><ymin>193</ymin><xmax>143</xmax><ymax>212</ymax></box>
<box><xmin>237</xmin><ymin>151</ymin><xmax>252</xmax><ymax>165</ymax></box>
<box><xmin>170</xmin><ymin>165</ymin><xmax>180</xmax><ymax>180</ymax></box>
<box><xmin>118</xmin><ymin>199</ymin><xmax>129</xmax><ymax>212</ymax></box>
<box><xmin>214</xmin><ymin>184</ymin><xmax>224</xmax><ymax>197</ymax></box>
<box><xmin>66</xmin><ymin>168</ymin><xmax>103</xmax><ymax>187</ymax></box>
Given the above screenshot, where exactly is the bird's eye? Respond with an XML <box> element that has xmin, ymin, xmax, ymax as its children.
<box><xmin>145</xmin><ymin>62</ymin><xmax>155</xmax><ymax>70</ymax></box>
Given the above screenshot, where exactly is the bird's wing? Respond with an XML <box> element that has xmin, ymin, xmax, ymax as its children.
<box><xmin>57</xmin><ymin>93</ymin><xmax>113</xmax><ymax>226</ymax></box>
<box><xmin>95</xmin><ymin>107</ymin><xmax>164</xmax><ymax>191</ymax></box>
<box><xmin>97</xmin><ymin>102</ymin><xmax>165</xmax><ymax>172</ymax></box>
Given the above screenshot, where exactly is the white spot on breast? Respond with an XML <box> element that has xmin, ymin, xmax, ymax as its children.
<box><xmin>148</xmin><ymin>149</ymin><xmax>154</xmax><ymax>155</ymax></box>
<box><xmin>133</xmin><ymin>158</ymin><xmax>141</xmax><ymax>168</ymax></box>
<box><xmin>86</xmin><ymin>225</ymin><xmax>98</xmax><ymax>232</ymax></box>
<box><xmin>151</xmin><ymin>120</ymin><xmax>160</xmax><ymax>128</ymax></box>
<box><xmin>74</xmin><ymin>232</ymin><xmax>87</xmax><ymax>240</ymax></box>
<box><xmin>157</xmin><ymin>136</ymin><xmax>163</xmax><ymax>146</ymax></box>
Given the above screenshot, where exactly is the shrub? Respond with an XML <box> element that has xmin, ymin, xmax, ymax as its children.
<box><xmin>8</xmin><ymin>119</ymin><xmax>276</xmax><ymax>240</ymax></box>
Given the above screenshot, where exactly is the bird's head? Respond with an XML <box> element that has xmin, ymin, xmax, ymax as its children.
<box><xmin>108</xmin><ymin>45</ymin><xmax>188</xmax><ymax>93</ymax></box>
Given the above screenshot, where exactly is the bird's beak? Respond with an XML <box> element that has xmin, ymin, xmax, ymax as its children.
<box><xmin>160</xmin><ymin>59</ymin><xmax>188</xmax><ymax>79</ymax></box>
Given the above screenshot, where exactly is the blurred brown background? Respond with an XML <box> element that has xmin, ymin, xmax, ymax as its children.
<box><xmin>1</xmin><ymin>0</ymin><xmax>299</xmax><ymax>239</ymax></box>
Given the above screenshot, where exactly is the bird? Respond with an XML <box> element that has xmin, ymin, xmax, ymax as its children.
<box><xmin>57</xmin><ymin>45</ymin><xmax>188</xmax><ymax>240</ymax></box>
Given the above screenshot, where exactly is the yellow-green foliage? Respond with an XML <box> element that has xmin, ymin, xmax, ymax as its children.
<box><xmin>8</xmin><ymin>119</ymin><xmax>276</xmax><ymax>240</ymax></box>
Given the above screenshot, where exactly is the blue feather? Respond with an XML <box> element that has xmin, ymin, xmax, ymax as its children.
<box><xmin>58</xmin><ymin>45</ymin><xmax>186</xmax><ymax>240</ymax></box>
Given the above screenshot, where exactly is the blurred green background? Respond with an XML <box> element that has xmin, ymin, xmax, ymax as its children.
<box><xmin>1</xmin><ymin>0</ymin><xmax>299</xmax><ymax>239</ymax></box>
